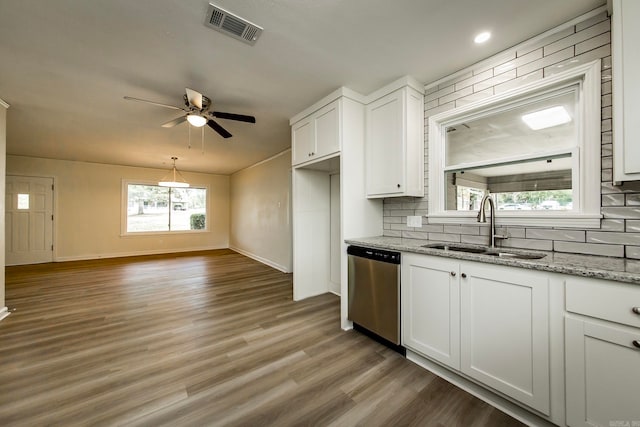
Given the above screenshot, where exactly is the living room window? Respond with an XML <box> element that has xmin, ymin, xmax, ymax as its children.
<box><xmin>122</xmin><ymin>182</ymin><xmax>208</xmax><ymax>234</ymax></box>
<box><xmin>428</xmin><ymin>60</ymin><xmax>601</xmax><ymax>228</ymax></box>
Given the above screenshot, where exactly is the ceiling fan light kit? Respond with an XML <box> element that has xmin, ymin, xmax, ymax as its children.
<box><xmin>158</xmin><ymin>157</ymin><xmax>190</xmax><ymax>188</ymax></box>
<box><xmin>186</xmin><ymin>114</ymin><xmax>207</xmax><ymax>127</ymax></box>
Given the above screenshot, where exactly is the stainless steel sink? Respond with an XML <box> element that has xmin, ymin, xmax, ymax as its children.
<box><xmin>422</xmin><ymin>243</ymin><xmax>486</xmax><ymax>253</ymax></box>
<box><xmin>422</xmin><ymin>243</ymin><xmax>546</xmax><ymax>260</ymax></box>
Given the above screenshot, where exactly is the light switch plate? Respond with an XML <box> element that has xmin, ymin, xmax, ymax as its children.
<box><xmin>407</xmin><ymin>215</ymin><xmax>422</xmax><ymax>228</ymax></box>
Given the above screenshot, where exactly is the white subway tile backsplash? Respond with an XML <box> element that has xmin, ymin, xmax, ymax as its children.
<box><xmin>601</xmin><ymin>144</ymin><xmax>612</xmax><ymax>157</ymax></box>
<box><xmin>500</xmin><ymin>238</ymin><xmax>553</xmax><ymax>251</ymax></box>
<box><xmin>428</xmin><ymin>233</ymin><xmax>460</xmax><ymax>243</ymax></box>
<box><xmin>456</xmin><ymin>88</ymin><xmax>494</xmax><ymax>108</ymax></box>
<box><xmin>601</xmin><ymin>194</ymin><xmax>624</xmax><ymax>206</ymax></box>
<box><xmin>383</xmin><ymin>230</ymin><xmax>402</xmax><ymax>238</ymax></box>
<box><xmin>439</xmin><ymin>85</ymin><xmax>473</xmax><ymax>105</ymax></box>
<box><xmin>601</xmin><ymin>206</ymin><xmax>640</xmax><ymax>219</ymax></box>
<box><xmin>425</xmin><ymin>84</ymin><xmax>454</xmax><ymax>103</ymax></box>
<box><xmin>516</xmin><ymin>26</ymin><xmax>574</xmax><ymax>57</ymax></box>
<box><xmin>626</xmin><ymin>194</ymin><xmax>640</xmax><ymax>206</ymax></box>
<box><xmin>461</xmin><ymin>235</ymin><xmax>489</xmax><ymax>245</ymax></box>
<box><xmin>587</xmin><ymin>231</ymin><xmax>640</xmax><ymax>246</ymax></box>
<box><xmin>519</xmin><ymin>46</ymin><xmax>574</xmax><ymax>77</ymax></box>
<box><xmin>443</xmin><ymin>225</ymin><xmax>480</xmax><ymax>235</ymax></box>
<box><xmin>626</xmin><ymin>221</ymin><xmax>640</xmax><ymax>233</ymax></box>
<box><xmin>575</xmin><ymin>32</ymin><xmax>611</xmax><ymax>56</ymax></box>
<box><xmin>525</xmin><ymin>229</ymin><xmax>586</xmax><ymax>242</ymax></box>
<box><xmin>626</xmin><ymin>246</ymin><xmax>640</xmax><ymax>260</ymax></box>
<box><xmin>494</xmin><ymin>70</ymin><xmax>543</xmax><ymax>94</ymax></box>
<box><xmin>544</xmin><ymin>45</ymin><xmax>611</xmax><ymax>77</ymax></box>
<box><xmin>454</xmin><ymin>69</ymin><xmax>493</xmax><ymax>91</ymax></box>
<box><xmin>554</xmin><ymin>241</ymin><xmax>624</xmax><ymax>257</ymax></box>
<box><xmin>601</xmin><ymin>219</ymin><xmax>625</xmax><ymax>232</ymax></box>
<box><xmin>474</xmin><ymin>70</ymin><xmax>517</xmax><ymax>92</ymax></box>
<box><xmin>543</xmin><ymin>19</ymin><xmax>609</xmax><ymax>56</ymax></box>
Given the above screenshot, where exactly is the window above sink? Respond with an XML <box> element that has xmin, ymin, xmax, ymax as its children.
<box><xmin>428</xmin><ymin>60</ymin><xmax>602</xmax><ymax>228</ymax></box>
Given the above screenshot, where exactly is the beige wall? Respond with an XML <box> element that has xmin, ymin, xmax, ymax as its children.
<box><xmin>230</xmin><ymin>150</ymin><xmax>292</xmax><ymax>272</ymax></box>
<box><xmin>6</xmin><ymin>155</ymin><xmax>230</xmax><ymax>261</ymax></box>
<box><xmin>0</xmin><ymin>103</ymin><xmax>6</xmax><ymax>314</ymax></box>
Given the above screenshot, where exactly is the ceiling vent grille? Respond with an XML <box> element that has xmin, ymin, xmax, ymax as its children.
<box><xmin>204</xmin><ymin>3</ymin><xmax>263</xmax><ymax>46</ymax></box>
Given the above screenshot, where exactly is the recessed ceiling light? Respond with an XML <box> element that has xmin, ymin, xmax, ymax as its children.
<box><xmin>521</xmin><ymin>106</ymin><xmax>572</xmax><ymax>130</ymax></box>
<box><xmin>474</xmin><ymin>31</ymin><xmax>491</xmax><ymax>44</ymax></box>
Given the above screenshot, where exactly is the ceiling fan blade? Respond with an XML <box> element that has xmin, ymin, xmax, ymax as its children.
<box><xmin>123</xmin><ymin>96</ymin><xmax>184</xmax><ymax>111</ymax></box>
<box><xmin>161</xmin><ymin>115</ymin><xmax>187</xmax><ymax>128</ymax></box>
<box><xmin>212</xmin><ymin>111</ymin><xmax>256</xmax><ymax>123</ymax></box>
<box><xmin>207</xmin><ymin>119</ymin><xmax>232</xmax><ymax>138</ymax></box>
<box><xmin>185</xmin><ymin>88</ymin><xmax>203</xmax><ymax>110</ymax></box>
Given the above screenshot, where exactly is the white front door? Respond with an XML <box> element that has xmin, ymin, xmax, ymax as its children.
<box><xmin>5</xmin><ymin>175</ymin><xmax>54</xmax><ymax>265</ymax></box>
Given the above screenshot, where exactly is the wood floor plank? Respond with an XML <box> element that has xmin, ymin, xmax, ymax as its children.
<box><xmin>0</xmin><ymin>249</ymin><xmax>525</xmax><ymax>426</ymax></box>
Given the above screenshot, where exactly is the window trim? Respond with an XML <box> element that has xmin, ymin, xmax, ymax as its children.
<box><xmin>121</xmin><ymin>179</ymin><xmax>210</xmax><ymax>236</ymax></box>
<box><xmin>427</xmin><ymin>59</ymin><xmax>602</xmax><ymax>228</ymax></box>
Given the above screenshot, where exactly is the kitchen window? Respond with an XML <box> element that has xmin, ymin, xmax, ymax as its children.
<box><xmin>122</xmin><ymin>181</ymin><xmax>208</xmax><ymax>234</ymax></box>
<box><xmin>428</xmin><ymin>60</ymin><xmax>602</xmax><ymax>228</ymax></box>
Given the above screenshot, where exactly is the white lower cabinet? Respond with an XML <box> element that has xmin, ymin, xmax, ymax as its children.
<box><xmin>402</xmin><ymin>254</ymin><xmax>551</xmax><ymax>415</ymax></box>
<box><xmin>460</xmin><ymin>262</ymin><xmax>550</xmax><ymax>415</ymax></box>
<box><xmin>564</xmin><ymin>277</ymin><xmax>640</xmax><ymax>426</ymax></box>
<box><xmin>402</xmin><ymin>254</ymin><xmax>460</xmax><ymax>370</ymax></box>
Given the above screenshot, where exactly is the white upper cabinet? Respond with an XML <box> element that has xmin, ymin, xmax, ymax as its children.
<box><xmin>366</xmin><ymin>84</ymin><xmax>424</xmax><ymax>198</ymax></box>
<box><xmin>612</xmin><ymin>0</ymin><xmax>640</xmax><ymax>181</ymax></box>
<box><xmin>292</xmin><ymin>100</ymin><xmax>340</xmax><ymax>166</ymax></box>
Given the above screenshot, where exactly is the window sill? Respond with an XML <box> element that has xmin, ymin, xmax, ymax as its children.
<box><xmin>427</xmin><ymin>212</ymin><xmax>602</xmax><ymax>229</ymax></box>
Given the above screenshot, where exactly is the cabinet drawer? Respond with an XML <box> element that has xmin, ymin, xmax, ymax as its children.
<box><xmin>566</xmin><ymin>277</ymin><xmax>640</xmax><ymax>328</ymax></box>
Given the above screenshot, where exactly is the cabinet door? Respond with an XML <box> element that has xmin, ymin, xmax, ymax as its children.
<box><xmin>314</xmin><ymin>101</ymin><xmax>340</xmax><ymax>158</ymax></box>
<box><xmin>460</xmin><ymin>262</ymin><xmax>550</xmax><ymax>415</ymax></box>
<box><xmin>613</xmin><ymin>0</ymin><xmax>640</xmax><ymax>180</ymax></box>
<box><xmin>565</xmin><ymin>317</ymin><xmax>640</xmax><ymax>427</ymax></box>
<box><xmin>292</xmin><ymin>119</ymin><xmax>314</xmax><ymax>166</ymax></box>
<box><xmin>402</xmin><ymin>254</ymin><xmax>460</xmax><ymax>369</ymax></box>
<box><xmin>366</xmin><ymin>90</ymin><xmax>404</xmax><ymax>196</ymax></box>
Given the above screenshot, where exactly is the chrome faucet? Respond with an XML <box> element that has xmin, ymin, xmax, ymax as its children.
<box><xmin>477</xmin><ymin>194</ymin><xmax>504</xmax><ymax>248</ymax></box>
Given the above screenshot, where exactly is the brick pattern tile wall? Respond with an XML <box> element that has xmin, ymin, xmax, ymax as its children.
<box><xmin>382</xmin><ymin>11</ymin><xmax>640</xmax><ymax>259</ymax></box>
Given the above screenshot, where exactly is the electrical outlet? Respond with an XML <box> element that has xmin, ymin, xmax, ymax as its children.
<box><xmin>407</xmin><ymin>215</ymin><xmax>422</xmax><ymax>228</ymax></box>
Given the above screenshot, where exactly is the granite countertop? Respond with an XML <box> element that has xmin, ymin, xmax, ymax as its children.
<box><xmin>345</xmin><ymin>236</ymin><xmax>640</xmax><ymax>285</ymax></box>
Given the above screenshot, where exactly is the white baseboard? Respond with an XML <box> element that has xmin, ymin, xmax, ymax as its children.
<box><xmin>0</xmin><ymin>307</ymin><xmax>10</xmax><ymax>322</ymax></box>
<box><xmin>55</xmin><ymin>245</ymin><xmax>228</xmax><ymax>262</ymax></box>
<box><xmin>229</xmin><ymin>246</ymin><xmax>291</xmax><ymax>273</ymax></box>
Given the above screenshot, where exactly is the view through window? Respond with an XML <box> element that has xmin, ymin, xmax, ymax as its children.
<box><xmin>126</xmin><ymin>184</ymin><xmax>207</xmax><ymax>233</ymax></box>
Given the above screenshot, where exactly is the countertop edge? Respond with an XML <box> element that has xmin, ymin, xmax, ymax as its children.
<box><xmin>345</xmin><ymin>237</ymin><xmax>640</xmax><ymax>285</ymax></box>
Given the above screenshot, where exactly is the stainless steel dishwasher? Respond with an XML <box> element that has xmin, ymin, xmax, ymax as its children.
<box><xmin>347</xmin><ymin>245</ymin><xmax>401</xmax><ymax>347</ymax></box>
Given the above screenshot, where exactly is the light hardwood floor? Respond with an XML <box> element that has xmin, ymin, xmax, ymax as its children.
<box><xmin>0</xmin><ymin>249</ymin><xmax>524</xmax><ymax>426</ymax></box>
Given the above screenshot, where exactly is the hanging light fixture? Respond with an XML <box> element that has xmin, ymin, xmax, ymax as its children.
<box><xmin>158</xmin><ymin>157</ymin><xmax>190</xmax><ymax>188</ymax></box>
<box><xmin>186</xmin><ymin>114</ymin><xmax>207</xmax><ymax>127</ymax></box>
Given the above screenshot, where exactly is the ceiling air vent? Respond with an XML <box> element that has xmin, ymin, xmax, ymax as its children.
<box><xmin>204</xmin><ymin>3</ymin><xmax>263</xmax><ymax>46</ymax></box>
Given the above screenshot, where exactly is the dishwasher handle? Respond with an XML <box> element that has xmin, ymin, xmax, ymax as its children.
<box><xmin>347</xmin><ymin>245</ymin><xmax>401</xmax><ymax>264</ymax></box>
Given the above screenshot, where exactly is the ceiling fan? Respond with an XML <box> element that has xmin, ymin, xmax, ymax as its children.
<box><xmin>124</xmin><ymin>88</ymin><xmax>256</xmax><ymax>138</ymax></box>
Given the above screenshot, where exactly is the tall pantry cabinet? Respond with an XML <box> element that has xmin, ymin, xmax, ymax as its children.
<box><xmin>290</xmin><ymin>88</ymin><xmax>382</xmax><ymax>329</ymax></box>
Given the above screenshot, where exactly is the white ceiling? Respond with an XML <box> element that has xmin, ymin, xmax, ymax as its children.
<box><xmin>0</xmin><ymin>0</ymin><xmax>604</xmax><ymax>175</ymax></box>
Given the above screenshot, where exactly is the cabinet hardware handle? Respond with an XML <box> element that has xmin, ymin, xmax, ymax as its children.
<box><xmin>633</xmin><ymin>340</ymin><xmax>640</xmax><ymax>349</ymax></box>
<box><xmin>461</xmin><ymin>273</ymin><xmax>467</xmax><ymax>278</ymax></box>
<box><xmin>633</xmin><ymin>307</ymin><xmax>640</xmax><ymax>315</ymax></box>
<box><xmin>450</xmin><ymin>271</ymin><xmax>456</xmax><ymax>277</ymax></box>
<box><xmin>397</xmin><ymin>184</ymin><xmax>401</xmax><ymax>188</ymax></box>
